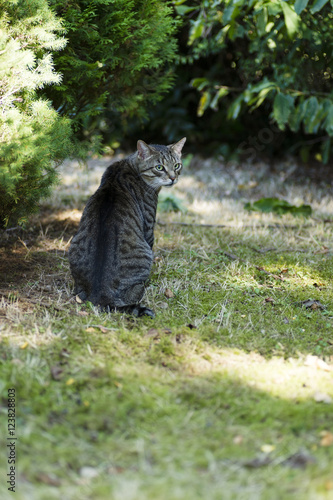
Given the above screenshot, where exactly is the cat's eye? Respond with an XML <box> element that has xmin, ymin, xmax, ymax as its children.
<box><xmin>174</xmin><ymin>163</ymin><xmax>182</xmax><ymax>171</ymax></box>
<box><xmin>155</xmin><ymin>164</ymin><xmax>165</xmax><ymax>171</ymax></box>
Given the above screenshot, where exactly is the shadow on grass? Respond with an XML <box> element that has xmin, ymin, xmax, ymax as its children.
<box><xmin>1</xmin><ymin>330</ymin><xmax>332</xmax><ymax>499</ymax></box>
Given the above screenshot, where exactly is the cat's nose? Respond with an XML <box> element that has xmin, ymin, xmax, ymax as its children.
<box><xmin>169</xmin><ymin>174</ymin><xmax>176</xmax><ymax>181</ymax></box>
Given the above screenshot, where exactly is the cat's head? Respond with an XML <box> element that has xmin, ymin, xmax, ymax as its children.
<box><xmin>136</xmin><ymin>138</ymin><xmax>186</xmax><ymax>190</ymax></box>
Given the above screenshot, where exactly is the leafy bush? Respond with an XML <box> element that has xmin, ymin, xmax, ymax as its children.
<box><xmin>46</xmin><ymin>0</ymin><xmax>179</xmax><ymax>143</ymax></box>
<box><xmin>178</xmin><ymin>0</ymin><xmax>333</xmax><ymax>160</ymax></box>
<box><xmin>0</xmin><ymin>0</ymin><xmax>74</xmax><ymax>228</ymax></box>
<box><xmin>134</xmin><ymin>0</ymin><xmax>333</xmax><ymax>160</ymax></box>
<box><xmin>244</xmin><ymin>198</ymin><xmax>312</xmax><ymax>216</ymax></box>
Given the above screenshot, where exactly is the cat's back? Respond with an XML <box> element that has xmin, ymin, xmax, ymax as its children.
<box><xmin>82</xmin><ymin>157</ymin><xmax>142</xmax><ymax>220</ymax></box>
<box><xmin>100</xmin><ymin>155</ymin><xmax>139</xmax><ymax>191</ymax></box>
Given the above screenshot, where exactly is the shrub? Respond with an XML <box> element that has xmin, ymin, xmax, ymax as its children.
<box><xmin>133</xmin><ymin>0</ymin><xmax>333</xmax><ymax>161</ymax></box>
<box><xmin>177</xmin><ymin>0</ymin><xmax>333</xmax><ymax>161</ymax></box>
<box><xmin>46</xmin><ymin>0</ymin><xmax>179</xmax><ymax>143</ymax></box>
<box><xmin>0</xmin><ymin>0</ymin><xmax>74</xmax><ymax>228</ymax></box>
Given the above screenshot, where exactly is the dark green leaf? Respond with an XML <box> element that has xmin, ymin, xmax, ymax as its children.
<box><xmin>158</xmin><ymin>193</ymin><xmax>187</xmax><ymax>213</ymax></box>
<box><xmin>175</xmin><ymin>5</ymin><xmax>198</xmax><ymax>15</ymax></box>
<box><xmin>280</xmin><ymin>1</ymin><xmax>299</xmax><ymax>38</ymax></box>
<box><xmin>273</xmin><ymin>93</ymin><xmax>295</xmax><ymax>130</ymax></box>
<box><xmin>223</xmin><ymin>3</ymin><xmax>241</xmax><ymax>23</ymax></box>
<box><xmin>289</xmin><ymin>104</ymin><xmax>303</xmax><ymax>132</ymax></box>
<box><xmin>321</xmin><ymin>138</ymin><xmax>331</xmax><ymax>164</ymax></box>
<box><xmin>191</xmin><ymin>78</ymin><xmax>209</xmax><ymax>91</ymax></box>
<box><xmin>324</xmin><ymin>104</ymin><xmax>333</xmax><ymax>136</ymax></box>
<box><xmin>188</xmin><ymin>18</ymin><xmax>204</xmax><ymax>45</ymax></box>
<box><xmin>256</xmin><ymin>7</ymin><xmax>268</xmax><ymax>36</ymax></box>
<box><xmin>302</xmin><ymin>96</ymin><xmax>319</xmax><ymax>133</ymax></box>
<box><xmin>210</xmin><ymin>87</ymin><xmax>229</xmax><ymax>111</ymax></box>
<box><xmin>227</xmin><ymin>95</ymin><xmax>244</xmax><ymax>120</ymax></box>
<box><xmin>310</xmin><ymin>0</ymin><xmax>329</xmax><ymax>13</ymax></box>
<box><xmin>244</xmin><ymin>198</ymin><xmax>312</xmax><ymax>217</ymax></box>
<box><xmin>294</xmin><ymin>0</ymin><xmax>309</xmax><ymax>14</ymax></box>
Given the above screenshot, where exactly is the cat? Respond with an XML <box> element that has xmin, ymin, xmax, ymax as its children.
<box><xmin>68</xmin><ymin>138</ymin><xmax>186</xmax><ymax>317</ymax></box>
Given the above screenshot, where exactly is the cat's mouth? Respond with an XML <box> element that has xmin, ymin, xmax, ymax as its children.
<box><xmin>166</xmin><ymin>179</ymin><xmax>177</xmax><ymax>186</ymax></box>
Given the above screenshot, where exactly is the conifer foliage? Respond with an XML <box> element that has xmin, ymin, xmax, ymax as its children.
<box><xmin>46</xmin><ymin>0</ymin><xmax>178</xmax><ymax>139</ymax></box>
<box><xmin>0</xmin><ymin>0</ymin><xmax>74</xmax><ymax>228</ymax></box>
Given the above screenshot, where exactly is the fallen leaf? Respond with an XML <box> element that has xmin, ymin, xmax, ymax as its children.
<box><xmin>77</xmin><ymin>310</ymin><xmax>89</xmax><ymax>316</ymax></box>
<box><xmin>79</xmin><ymin>466</ymin><xmax>99</xmax><ymax>479</ymax></box>
<box><xmin>36</xmin><ymin>472</ymin><xmax>61</xmax><ymax>486</ymax></box>
<box><xmin>320</xmin><ymin>431</ymin><xmax>333</xmax><ymax>447</ymax></box>
<box><xmin>264</xmin><ymin>297</ymin><xmax>274</xmax><ymax>304</ymax></box>
<box><xmin>66</xmin><ymin>378</ymin><xmax>75</xmax><ymax>386</ymax></box>
<box><xmin>20</xmin><ymin>341</ymin><xmax>29</xmax><ymax>349</ymax></box>
<box><xmin>233</xmin><ymin>435</ymin><xmax>243</xmax><ymax>445</ymax></box>
<box><xmin>96</xmin><ymin>325</ymin><xmax>109</xmax><ymax>333</ymax></box>
<box><xmin>158</xmin><ymin>302</ymin><xmax>169</xmax><ymax>309</ymax></box>
<box><xmin>238</xmin><ymin>181</ymin><xmax>258</xmax><ymax>190</ymax></box>
<box><xmin>260</xmin><ymin>444</ymin><xmax>275</xmax><ymax>453</ymax></box>
<box><xmin>314</xmin><ymin>246</ymin><xmax>329</xmax><ymax>254</ymax></box>
<box><xmin>314</xmin><ymin>391</ymin><xmax>332</xmax><ymax>404</ymax></box>
<box><xmin>50</xmin><ymin>364</ymin><xmax>63</xmax><ymax>381</ymax></box>
<box><xmin>164</xmin><ymin>288</ymin><xmax>174</xmax><ymax>299</ymax></box>
<box><xmin>85</xmin><ymin>327</ymin><xmax>97</xmax><ymax>333</ymax></box>
<box><xmin>187</xmin><ymin>323</ymin><xmax>197</xmax><ymax>330</ymax></box>
<box><xmin>75</xmin><ymin>295</ymin><xmax>83</xmax><ymax>304</ymax></box>
<box><xmin>305</xmin><ymin>355</ymin><xmax>332</xmax><ymax>371</ymax></box>
<box><xmin>146</xmin><ymin>328</ymin><xmax>159</xmax><ymax>338</ymax></box>
<box><xmin>281</xmin><ymin>451</ymin><xmax>316</xmax><ymax>469</ymax></box>
<box><xmin>300</xmin><ymin>299</ymin><xmax>325</xmax><ymax>310</ymax></box>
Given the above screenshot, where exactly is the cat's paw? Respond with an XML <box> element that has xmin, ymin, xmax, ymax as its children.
<box><xmin>130</xmin><ymin>305</ymin><xmax>155</xmax><ymax>318</ymax></box>
<box><xmin>115</xmin><ymin>304</ymin><xmax>155</xmax><ymax>318</ymax></box>
<box><xmin>136</xmin><ymin>306</ymin><xmax>155</xmax><ymax>318</ymax></box>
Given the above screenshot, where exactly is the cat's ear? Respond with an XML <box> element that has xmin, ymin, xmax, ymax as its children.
<box><xmin>137</xmin><ymin>140</ymin><xmax>154</xmax><ymax>160</ymax></box>
<box><xmin>168</xmin><ymin>137</ymin><xmax>186</xmax><ymax>156</ymax></box>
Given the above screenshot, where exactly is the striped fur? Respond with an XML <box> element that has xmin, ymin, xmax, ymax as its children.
<box><xmin>68</xmin><ymin>138</ymin><xmax>186</xmax><ymax>317</ymax></box>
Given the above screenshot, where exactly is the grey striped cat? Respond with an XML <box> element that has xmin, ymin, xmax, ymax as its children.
<box><xmin>68</xmin><ymin>138</ymin><xmax>186</xmax><ymax>317</ymax></box>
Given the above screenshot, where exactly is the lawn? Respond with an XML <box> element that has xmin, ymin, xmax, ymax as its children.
<box><xmin>0</xmin><ymin>155</ymin><xmax>333</xmax><ymax>499</ymax></box>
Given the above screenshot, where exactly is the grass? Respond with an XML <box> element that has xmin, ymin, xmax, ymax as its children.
<box><xmin>1</xmin><ymin>155</ymin><xmax>333</xmax><ymax>499</ymax></box>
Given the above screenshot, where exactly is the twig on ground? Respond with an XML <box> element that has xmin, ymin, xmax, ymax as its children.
<box><xmin>249</xmin><ymin>246</ymin><xmax>308</xmax><ymax>254</ymax></box>
<box><xmin>221</xmin><ymin>251</ymin><xmax>246</xmax><ymax>262</ymax></box>
<box><xmin>157</xmin><ymin>220</ymin><xmax>330</xmax><ymax>230</ymax></box>
<box><xmin>249</xmin><ymin>247</ymin><xmax>277</xmax><ymax>254</ymax></box>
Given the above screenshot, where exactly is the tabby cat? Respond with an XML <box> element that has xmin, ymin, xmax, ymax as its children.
<box><xmin>68</xmin><ymin>138</ymin><xmax>186</xmax><ymax>317</ymax></box>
